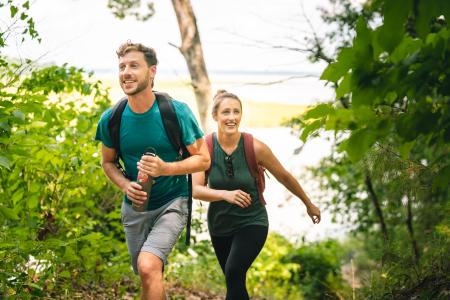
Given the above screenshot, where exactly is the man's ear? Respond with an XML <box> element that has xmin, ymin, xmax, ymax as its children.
<box><xmin>149</xmin><ymin>65</ymin><xmax>157</xmax><ymax>75</ymax></box>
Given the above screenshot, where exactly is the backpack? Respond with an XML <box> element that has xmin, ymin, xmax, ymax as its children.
<box><xmin>205</xmin><ymin>132</ymin><xmax>267</xmax><ymax>205</ymax></box>
<box><xmin>108</xmin><ymin>92</ymin><xmax>193</xmax><ymax>245</ymax></box>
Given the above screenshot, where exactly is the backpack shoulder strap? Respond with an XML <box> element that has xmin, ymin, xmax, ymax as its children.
<box><xmin>242</xmin><ymin>132</ymin><xmax>258</xmax><ymax>177</ymax></box>
<box><xmin>204</xmin><ymin>133</ymin><xmax>214</xmax><ymax>184</ymax></box>
<box><xmin>108</xmin><ymin>97</ymin><xmax>128</xmax><ymax>159</ymax></box>
<box><xmin>155</xmin><ymin>92</ymin><xmax>188</xmax><ymax>158</ymax></box>
<box><xmin>155</xmin><ymin>91</ymin><xmax>193</xmax><ymax>245</ymax></box>
<box><xmin>242</xmin><ymin>132</ymin><xmax>267</xmax><ymax>205</ymax></box>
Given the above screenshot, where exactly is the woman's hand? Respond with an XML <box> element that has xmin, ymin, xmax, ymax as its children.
<box><xmin>306</xmin><ymin>203</ymin><xmax>321</xmax><ymax>224</ymax></box>
<box><xmin>222</xmin><ymin>190</ymin><xmax>252</xmax><ymax>208</ymax></box>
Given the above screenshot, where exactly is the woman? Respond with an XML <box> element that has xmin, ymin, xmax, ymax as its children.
<box><xmin>192</xmin><ymin>90</ymin><xmax>321</xmax><ymax>300</ymax></box>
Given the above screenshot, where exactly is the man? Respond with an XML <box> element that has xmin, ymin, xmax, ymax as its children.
<box><xmin>95</xmin><ymin>41</ymin><xmax>210</xmax><ymax>299</ymax></box>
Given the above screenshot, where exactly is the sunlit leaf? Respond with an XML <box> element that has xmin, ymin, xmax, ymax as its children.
<box><xmin>0</xmin><ymin>156</ymin><xmax>10</xmax><ymax>169</ymax></box>
<box><xmin>0</xmin><ymin>205</ymin><xmax>19</xmax><ymax>220</ymax></box>
<box><xmin>303</xmin><ymin>104</ymin><xmax>334</xmax><ymax>120</ymax></box>
<box><xmin>12</xmin><ymin>110</ymin><xmax>25</xmax><ymax>121</ymax></box>
<box><xmin>301</xmin><ymin>119</ymin><xmax>322</xmax><ymax>142</ymax></box>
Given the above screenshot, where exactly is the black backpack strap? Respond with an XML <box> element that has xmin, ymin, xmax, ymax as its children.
<box><xmin>108</xmin><ymin>97</ymin><xmax>128</xmax><ymax>176</ymax></box>
<box><xmin>155</xmin><ymin>92</ymin><xmax>193</xmax><ymax>246</ymax></box>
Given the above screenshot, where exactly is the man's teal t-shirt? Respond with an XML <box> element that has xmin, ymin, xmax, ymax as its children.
<box><xmin>95</xmin><ymin>98</ymin><xmax>203</xmax><ymax>210</ymax></box>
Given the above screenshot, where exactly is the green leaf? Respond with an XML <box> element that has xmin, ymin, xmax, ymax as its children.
<box><xmin>352</xmin><ymin>86</ymin><xmax>377</xmax><ymax>107</ymax></box>
<box><xmin>415</xmin><ymin>0</ymin><xmax>439</xmax><ymax>39</ymax></box>
<box><xmin>45</xmin><ymin>238</ymin><xmax>66</xmax><ymax>248</ymax></box>
<box><xmin>12</xmin><ymin>110</ymin><xmax>25</xmax><ymax>121</ymax></box>
<box><xmin>59</xmin><ymin>270</ymin><xmax>71</xmax><ymax>278</ymax></box>
<box><xmin>398</xmin><ymin>141</ymin><xmax>415</xmax><ymax>159</ymax></box>
<box><xmin>377</xmin><ymin>0</ymin><xmax>412</xmax><ymax>52</ymax></box>
<box><xmin>354</xmin><ymin>17</ymin><xmax>372</xmax><ymax>46</ymax></box>
<box><xmin>321</xmin><ymin>62</ymin><xmax>347</xmax><ymax>82</ymax></box>
<box><xmin>441</xmin><ymin>1</ymin><xmax>450</xmax><ymax>26</ymax></box>
<box><xmin>62</xmin><ymin>246</ymin><xmax>79</xmax><ymax>262</ymax></box>
<box><xmin>0</xmin><ymin>242</ymin><xmax>16</xmax><ymax>250</ymax></box>
<box><xmin>396</xmin><ymin>114</ymin><xmax>416</xmax><ymax>141</ymax></box>
<box><xmin>325</xmin><ymin>108</ymin><xmax>354</xmax><ymax>131</ymax></box>
<box><xmin>303</xmin><ymin>104</ymin><xmax>334</xmax><ymax>120</ymax></box>
<box><xmin>10</xmin><ymin>5</ymin><xmax>18</xmax><ymax>18</ymax></box>
<box><xmin>0</xmin><ymin>205</ymin><xmax>19</xmax><ymax>220</ymax></box>
<box><xmin>390</xmin><ymin>37</ymin><xmax>422</xmax><ymax>64</ymax></box>
<box><xmin>82</xmin><ymin>232</ymin><xmax>104</xmax><ymax>243</ymax></box>
<box><xmin>352</xmin><ymin>18</ymin><xmax>374</xmax><ymax>67</ymax></box>
<box><xmin>301</xmin><ymin>119</ymin><xmax>322</xmax><ymax>142</ymax></box>
<box><xmin>12</xmin><ymin>189</ymin><xmax>24</xmax><ymax>206</ymax></box>
<box><xmin>29</xmin><ymin>121</ymin><xmax>47</xmax><ymax>128</ymax></box>
<box><xmin>433</xmin><ymin>164</ymin><xmax>450</xmax><ymax>190</ymax></box>
<box><xmin>353</xmin><ymin>106</ymin><xmax>376</xmax><ymax>123</ymax></box>
<box><xmin>27</xmin><ymin>194</ymin><xmax>39</xmax><ymax>209</ymax></box>
<box><xmin>0</xmin><ymin>156</ymin><xmax>10</xmax><ymax>169</ymax></box>
<box><xmin>27</xmin><ymin>283</ymin><xmax>43</xmax><ymax>290</ymax></box>
<box><xmin>336</xmin><ymin>73</ymin><xmax>352</xmax><ymax>99</ymax></box>
<box><xmin>322</xmin><ymin>47</ymin><xmax>355</xmax><ymax>83</ymax></box>
<box><xmin>345</xmin><ymin>128</ymin><xmax>377</xmax><ymax>162</ymax></box>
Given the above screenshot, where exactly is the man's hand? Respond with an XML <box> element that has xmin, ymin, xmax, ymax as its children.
<box><xmin>137</xmin><ymin>154</ymin><xmax>169</xmax><ymax>177</ymax></box>
<box><xmin>125</xmin><ymin>181</ymin><xmax>147</xmax><ymax>206</ymax></box>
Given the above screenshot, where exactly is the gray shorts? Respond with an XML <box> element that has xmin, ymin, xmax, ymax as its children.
<box><xmin>121</xmin><ymin>196</ymin><xmax>188</xmax><ymax>274</ymax></box>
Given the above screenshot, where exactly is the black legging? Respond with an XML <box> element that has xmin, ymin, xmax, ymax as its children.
<box><xmin>210</xmin><ymin>225</ymin><xmax>268</xmax><ymax>300</ymax></box>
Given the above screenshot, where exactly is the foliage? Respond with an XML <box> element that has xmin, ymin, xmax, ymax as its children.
<box><xmin>287</xmin><ymin>239</ymin><xmax>351</xmax><ymax>300</ymax></box>
<box><xmin>167</xmin><ymin>231</ymin><xmax>352</xmax><ymax>300</ymax></box>
<box><xmin>288</xmin><ymin>0</ymin><xmax>450</xmax><ymax>298</ymax></box>
<box><xmin>0</xmin><ymin>60</ymin><xmax>139</xmax><ymax>297</ymax></box>
<box><xmin>0</xmin><ymin>0</ymin><xmax>39</xmax><ymax>47</ymax></box>
<box><xmin>0</xmin><ymin>3</ymin><xmax>140</xmax><ymax>298</ymax></box>
<box><xmin>107</xmin><ymin>0</ymin><xmax>155</xmax><ymax>21</ymax></box>
<box><xmin>247</xmin><ymin>234</ymin><xmax>303</xmax><ymax>300</ymax></box>
<box><xmin>299</xmin><ymin>0</ymin><xmax>450</xmax><ymax>178</ymax></box>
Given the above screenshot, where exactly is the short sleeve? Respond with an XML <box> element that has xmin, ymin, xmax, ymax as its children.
<box><xmin>173</xmin><ymin>100</ymin><xmax>204</xmax><ymax>146</ymax></box>
<box><xmin>94</xmin><ymin>108</ymin><xmax>114</xmax><ymax>148</ymax></box>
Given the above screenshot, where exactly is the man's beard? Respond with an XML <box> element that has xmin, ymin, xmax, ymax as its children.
<box><xmin>122</xmin><ymin>73</ymin><xmax>151</xmax><ymax>96</ymax></box>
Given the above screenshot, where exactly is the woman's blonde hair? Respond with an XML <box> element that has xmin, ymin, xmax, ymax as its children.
<box><xmin>211</xmin><ymin>89</ymin><xmax>242</xmax><ymax>116</ymax></box>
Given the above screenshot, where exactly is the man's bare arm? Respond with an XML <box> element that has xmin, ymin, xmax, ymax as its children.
<box><xmin>137</xmin><ymin>137</ymin><xmax>210</xmax><ymax>177</ymax></box>
<box><xmin>101</xmin><ymin>145</ymin><xmax>147</xmax><ymax>205</ymax></box>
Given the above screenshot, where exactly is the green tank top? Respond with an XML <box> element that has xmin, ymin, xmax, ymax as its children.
<box><xmin>207</xmin><ymin>133</ymin><xmax>268</xmax><ymax>236</ymax></box>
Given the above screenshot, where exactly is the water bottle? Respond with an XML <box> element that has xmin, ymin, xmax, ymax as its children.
<box><xmin>133</xmin><ymin>147</ymin><xmax>156</xmax><ymax>212</ymax></box>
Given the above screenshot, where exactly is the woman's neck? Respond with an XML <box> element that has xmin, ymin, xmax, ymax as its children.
<box><xmin>217</xmin><ymin>131</ymin><xmax>241</xmax><ymax>154</ymax></box>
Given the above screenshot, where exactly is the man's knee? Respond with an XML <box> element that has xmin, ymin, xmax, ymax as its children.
<box><xmin>137</xmin><ymin>252</ymin><xmax>163</xmax><ymax>280</ymax></box>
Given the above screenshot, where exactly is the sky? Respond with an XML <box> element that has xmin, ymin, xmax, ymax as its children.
<box><xmin>2</xmin><ymin>0</ymin><xmax>340</xmax><ymax>103</ymax></box>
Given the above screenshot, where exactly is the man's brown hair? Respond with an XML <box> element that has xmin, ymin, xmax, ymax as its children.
<box><xmin>116</xmin><ymin>41</ymin><xmax>158</xmax><ymax>66</ymax></box>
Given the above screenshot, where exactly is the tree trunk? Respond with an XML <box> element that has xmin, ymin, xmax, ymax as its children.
<box><xmin>171</xmin><ymin>0</ymin><xmax>211</xmax><ymax>131</ymax></box>
<box><xmin>365</xmin><ymin>174</ymin><xmax>389</xmax><ymax>241</ymax></box>
<box><xmin>406</xmin><ymin>195</ymin><xmax>420</xmax><ymax>264</ymax></box>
